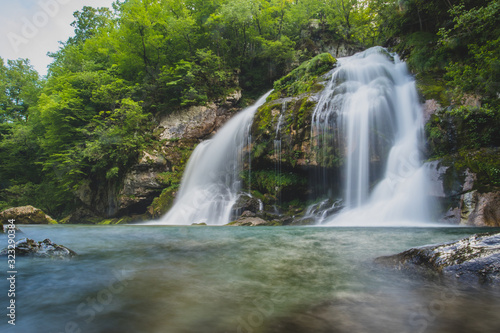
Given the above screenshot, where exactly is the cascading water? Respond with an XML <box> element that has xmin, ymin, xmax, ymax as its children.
<box><xmin>273</xmin><ymin>102</ymin><xmax>286</xmax><ymax>207</ymax></box>
<box><xmin>312</xmin><ymin>46</ymin><xmax>430</xmax><ymax>226</ymax></box>
<box><xmin>156</xmin><ymin>91</ymin><xmax>272</xmax><ymax>225</ymax></box>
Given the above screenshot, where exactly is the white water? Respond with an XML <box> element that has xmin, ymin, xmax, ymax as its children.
<box><xmin>273</xmin><ymin>101</ymin><xmax>286</xmax><ymax>206</ymax></box>
<box><xmin>312</xmin><ymin>47</ymin><xmax>431</xmax><ymax>226</ymax></box>
<box><xmin>155</xmin><ymin>91</ymin><xmax>272</xmax><ymax>225</ymax></box>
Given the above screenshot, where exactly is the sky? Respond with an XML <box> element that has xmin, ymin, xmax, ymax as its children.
<box><xmin>0</xmin><ymin>0</ymin><xmax>116</xmax><ymax>77</ymax></box>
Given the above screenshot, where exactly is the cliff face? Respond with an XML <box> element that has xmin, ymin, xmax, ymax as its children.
<box><xmin>426</xmin><ymin>158</ymin><xmax>500</xmax><ymax>227</ymax></box>
<box><xmin>422</xmin><ymin>95</ymin><xmax>500</xmax><ymax>227</ymax></box>
<box><xmin>247</xmin><ymin>53</ymin><xmax>338</xmax><ymax>214</ymax></box>
<box><xmin>65</xmin><ymin>91</ymin><xmax>243</xmax><ymax>223</ymax></box>
<box><xmin>66</xmin><ymin>45</ymin><xmax>500</xmax><ymax>226</ymax></box>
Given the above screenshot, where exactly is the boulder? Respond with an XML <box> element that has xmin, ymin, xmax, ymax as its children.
<box><xmin>461</xmin><ymin>191</ymin><xmax>500</xmax><ymax>227</ymax></box>
<box><xmin>1</xmin><ymin>238</ymin><xmax>76</xmax><ymax>258</ymax></box>
<box><xmin>228</xmin><ymin>217</ymin><xmax>269</xmax><ymax>226</ymax></box>
<box><xmin>232</xmin><ymin>195</ymin><xmax>262</xmax><ymax>216</ymax></box>
<box><xmin>375</xmin><ymin>232</ymin><xmax>500</xmax><ymax>285</ymax></box>
<box><xmin>0</xmin><ymin>206</ymin><xmax>56</xmax><ymax>224</ymax></box>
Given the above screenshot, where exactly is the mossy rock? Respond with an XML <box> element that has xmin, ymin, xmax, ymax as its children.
<box><xmin>416</xmin><ymin>71</ymin><xmax>450</xmax><ymax>106</ymax></box>
<box><xmin>426</xmin><ymin>105</ymin><xmax>500</xmax><ymax>158</ymax></box>
<box><xmin>0</xmin><ymin>206</ymin><xmax>57</xmax><ymax>224</ymax></box>
<box><xmin>270</xmin><ymin>53</ymin><xmax>336</xmax><ymax>100</ymax></box>
<box><xmin>148</xmin><ymin>187</ymin><xmax>177</xmax><ymax>219</ymax></box>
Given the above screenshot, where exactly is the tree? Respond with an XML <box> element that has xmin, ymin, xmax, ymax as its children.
<box><xmin>0</xmin><ymin>58</ymin><xmax>41</xmax><ymax>122</ymax></box>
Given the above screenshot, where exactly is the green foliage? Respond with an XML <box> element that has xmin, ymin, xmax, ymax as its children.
<box><xmin>426</xmin><ymin>106</ymin><xmax>500</xmax><ymax>157</ymax></box>
<box><xmin>438</xmin><ymin>1</ymin><xmax>500</xmax><ymax>104</ymax></box>
<box><xmin>247</xmin><ymin>170</ymin><xmax>307</xmax><ymax>197</ymax></box>
<box><xmin>415</xmin><ymin>71</ymin><xmax>450</xmax><ymax>106</ymax></box>
<box><xmin>0</xmin><ymin>58</ymin><xmax>41</xmax><ymax>122</ymax></box>
<box><xmin>271</xmin><ymin>53</ymin><xmax>336</xmax><ymax>99</ymax></box>
<box><xmin>82</xmin><ymin>98</ymin><xmax>149</xmax><ymax>180</ymax></box>
<box><xmin>159</xmin><ymin>49</ymin><xmax>234</xmax><ymax>107</ymax></box>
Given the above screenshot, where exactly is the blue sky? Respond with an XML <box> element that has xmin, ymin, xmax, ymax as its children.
<box><xmin>0</xmin><ymin>0</ymin><xmax>116</xmax><ymax>76</ymax></box>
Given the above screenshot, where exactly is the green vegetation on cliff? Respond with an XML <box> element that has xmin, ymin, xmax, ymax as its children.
<box><xmin>0</xmin><ymin>1</ymin><xmax>379</xmax><ymax>219</ymax></box>
<box><xmin>1</xmin><ymin>0</ymin><xmax>499</xmax><ymax>221</ymax></box>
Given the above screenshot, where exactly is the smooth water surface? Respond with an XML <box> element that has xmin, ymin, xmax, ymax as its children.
<box><xmin>1</xmin><ymin>226</ymin><xmax>499</xmax><ymax>333</ymax></box>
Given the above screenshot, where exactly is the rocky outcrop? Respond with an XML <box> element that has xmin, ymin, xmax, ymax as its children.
<box><xmin>116</xmin><ymin>91</ymin><xmax>242</xmax><ymax>218</ymax></box>
<box><xmin>375</xmin><ymin>232</ymin><xmax>500</xmax><ymax>285</ymax></box>
<box><xmin>228</xmin><ymin>216</ymin><xmax>270</xmax><ymax>226</ymax></box>
<box><xmin>422</xmin><ymin>99</ymin><xmax>440</xmax><ymax>123</ymax></box>
<box><xmin>425</xmin><ymin>159</ymin><xmax>500</xmax><ymax>226</ymax></box>
<box><xmin>249</xmin><ymin>54</ymin><xmax>337</xmax><ymax>212</ymax></box>
<box><xmin>0</xmin><ymin>206</ymin><xmax>56</xmax><ymax>224</ymax></box>
<box><xmin>116</xmin><ymin>151</ymin><xmax>168</xmax><ymax>216</ymax></box>
<box><xmin>157</xmin><ymin>90</ymin><xmax>242</xmax><ymax>141</ymax></box>
<box><xmin>1</xmin><ymin>238</ymin><xmax>76</xmax><ymax>258</ymax></box>
<box><xmin>67</xmin><ymin>92</ymin><xmax>243</xmax><ymax>222</ymax></box>
<box><xmin>460</xmin><ymin>191</ymin><xmax>500</xmax><ymax>226</ymax></box>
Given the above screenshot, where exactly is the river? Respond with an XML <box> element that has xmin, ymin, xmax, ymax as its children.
<box><xmin>1</xmin><ymin>225</ymin><xmax>500</xmax><ymax>333</ymax></box>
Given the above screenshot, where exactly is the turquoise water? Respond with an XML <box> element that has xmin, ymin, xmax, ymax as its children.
<box><xmin>1</xmin><ymin>226</ymin><xmax>499</xmax><ymax>333</ymax></box>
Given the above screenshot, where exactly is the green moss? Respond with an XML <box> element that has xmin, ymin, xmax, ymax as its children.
<box><xmin>97</xmin><ymin>219</ymin><xmax>114</xmax><ymax>225</ymax></box>
<box><xmin>270</xmin><ymin>53</ymin><xmax>336</xmax><ymax>99</ymax></box>
<box><xmin>246</xmin><ymin>170</ymin><xmax>307</xmax><ymax>198</ymax></box>
<box><xmin>148</xmin><ymin>187</ymin><xmax>177</xmax><ymax>219</ymax></box>
<box><xmin>416</xmin><ymin>71</ymin><xmax>450</xmax><ymax>106</ymax></box>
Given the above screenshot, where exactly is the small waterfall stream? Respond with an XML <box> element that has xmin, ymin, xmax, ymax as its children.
<box><xmin>312</xmin><ymin>47</ymin><xmax>430</xmax><ymax>225</ymax></box>
<box><xmin>157</xmin><ymin>92</ymin><xmax>271</xmax><ymax>225</ymax></box>
<box><xmin>273</xmin><ymin>101</ymin><xmax>286</xmax><ymax>207</ymax></box>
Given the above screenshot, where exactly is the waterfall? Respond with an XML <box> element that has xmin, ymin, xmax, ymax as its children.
<box><xmin>273</xmin><ymin>101</ymin><xmax>285</xmax><ymax>207</ymax></box>
<box><xmin>157</xmin><ymin>91</ymin><xmax>272</xmax><ymax>225</ymax></box>
<box><xmin>312</xmin><ymin>47</ymin><xmax>430</xmax><ymax>226</ymax></box>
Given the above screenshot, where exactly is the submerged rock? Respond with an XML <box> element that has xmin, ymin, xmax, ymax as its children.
<box><xmin>1</xmin><ymin>238</ymin><xmax>77</xmax><ymax>258</ymax></box>
<box><xmin>375</xmin><ymin>232</ymin><xmax>500</xmax><ymax>285</ymax></box>
<box><xmin>0</xmin><ymin>206</ymin><xmax>57</xmax><ymax>224</ymax></box>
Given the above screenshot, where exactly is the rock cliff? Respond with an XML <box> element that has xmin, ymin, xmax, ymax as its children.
<box><xmin>66</xmin><ymin>91</ymin><xmax>243</xmax><ymax>223</ymax></box>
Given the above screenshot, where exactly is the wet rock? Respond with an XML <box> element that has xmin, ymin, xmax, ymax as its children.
<box><xmin>227</xmin><ymin>217</ymin><xmax>269</xmax><ymax>226</ymax></box>
<box><xmin>1</xmin><ymin>238</ymin><xmax>76</xmax><ymax>258</ymax></box>
<box><xmin>461</xmin><ymin>191</ymin><xmax>500</xmax><ymax>227</ymax></box>
<box><xmin>240</xmin><ymin>210</ymin><xmax>256</xmax><ymax>217</ymax></box>
<box><xmin>422</xmin><ymin>99</ymin><xmax>441</xmax><ymax>124</ymax></box>
<box><xmin>0</xmin><ymin>206</ymin><xmax>57</xmax><ymax>224</ymax></box>
<box><xmin>375</xmin><ymin>232</ymin><xmax>500</xmax><ymax>285</ymax></box>
<box><xmin>117</xmin><ymin>150</ymin><xmax>168</xmax><ymax>216</ymax></box>
<box><xmin>191</xmin><ymin>222</ymin><xmax>207</xmax><ymax>226</ymax></box>
<box><xmin>424</xmin><ymin>160</ymin><xmax>500</xmax><ymax>226</ymax></box>
<box><xmin>232</xmin><ymin>195</ymin><xmax>262</xmax><ymax>216</ymax></box>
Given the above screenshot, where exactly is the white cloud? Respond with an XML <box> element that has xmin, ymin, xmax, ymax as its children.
<box><xmin>0</xmin><ymin>0</ymin><xmax>116</xmax><ymax>77</ymax></box>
